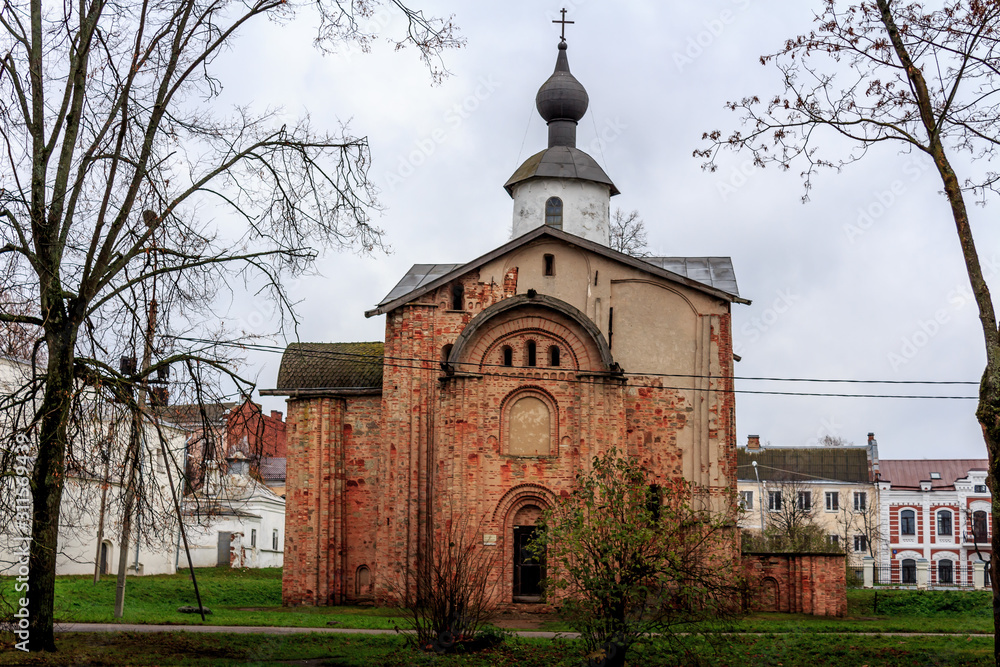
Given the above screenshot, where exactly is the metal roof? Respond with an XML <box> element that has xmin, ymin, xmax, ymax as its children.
<box><xmin>879</xmin><ymin>459</ymin><xmax>988</xmax><ymax>490</ymax></box>
<box><xmin>379</xmin><ymin>264</ymin><xmax>463</xmax><ymax>307</ymax></box>
<box><xmin>504</xmin><ymin>146</ymin><xmax>619</xmax><ymax>197</ymax></box>
<box><xmin>369</xmin><ymin>227</ymin><xmax>746</xmax><ymax>317</ymax></box>
<box><xmin>644</xmin><ymin>257</ymin><xmax>740</xmax><ymax>297</ymax></box>
<box><xmin>737</xmin><ymin>447</ymin><xmax>872</xmax><ymax>484</ymax></box>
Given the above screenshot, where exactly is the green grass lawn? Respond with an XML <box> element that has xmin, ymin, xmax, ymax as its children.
<box><xmin>0</xmin><ymin>632</ymin><xmax>993</xmax><ymax>666</ymax></box>
<box><xmin>1</xmin><ymin>568</ymin><xmax>993</xmax><ymax>635</ymax></box>
<box><xmin>2</xmin><ymin>567</ymin><xmax>406</xmax><ymax>629</ymax></box>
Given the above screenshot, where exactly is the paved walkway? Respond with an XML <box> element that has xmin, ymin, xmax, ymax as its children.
<box><xmin>54</xmin><ymin>623</ymin><xmax>991</xmax><ymax>639</ymax></box>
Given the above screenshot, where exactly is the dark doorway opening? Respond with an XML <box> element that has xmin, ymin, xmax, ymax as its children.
<box><xmin>100</xmin><ymin>542</ymin><xmax>110</xmax><ymax>575</ymax></box>
<box><xmin>513</xmin><ymin>526</ymin><xmax>544</xmax><ymax>602</ymax></box>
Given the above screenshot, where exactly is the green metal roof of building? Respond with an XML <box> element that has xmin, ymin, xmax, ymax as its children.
<box><xmin>737</xmin><ymin>447</ymin><xmax>872</xmax><ymax>484</ymax></box>
<box><xmin>274</xmin><ymin>342</ymin><xmax>384</xmax><ymax>391</ymax></box>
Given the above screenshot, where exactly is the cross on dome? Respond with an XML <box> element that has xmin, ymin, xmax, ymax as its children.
<box><xmin>552</xmin><ymin>8</ymin><xmax>574</xmax><ymax>42</ymax></box>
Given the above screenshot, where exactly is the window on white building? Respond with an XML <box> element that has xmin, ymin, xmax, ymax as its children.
<box><xmin>250</xmin><ymin>529</ymin><xmax>257</xmax><ymax>547</ymax></box>
<box><xmin>739</xmin><ymin>491</ymin><xmax>753</xmax><ymax>510</ymax></box>
<box><xmin>937</xmin><ymin>510</ymin><xmax>953</xmax><ymax>536</ymax></box>
<box><xmin>825</xmin><ymin>491</ymin><xmax>839</xmax><ymax>511</ymax></box>
<box><xmin>853</xmin><ymin>535</ymin><xmax>867</xmax><ymax>553</ymax></box>
<box><xmin>768</xmin><ymin>491</ymin><xmax>782</xmax><ymax>511</ymax></box>
<box><xmin>827</xmin><ymin>535</ymin><xmax>839</xmax><ymax>548</ymax></box>
<box><xmin>900</xmin><ymin>509</ymin><xmax>916</xmax><ymax>535</ymax></box>
<box><xmin>975</xmin><ymin>484</ymin><xmax>989</xmax><ymax>494</ymax></box>
<box><xmin>272</xmin><ymin>529</ymin><xmax>279</xmax><ymax>551</ymax></box>
<box><xmin>798</xmin><ymin>491</ymin><xmax>812</xmax><ymax>511</ymax></box>
<box><xmin>938</xmin><ymin>559</ymin><xmax>953</xmax><ymax>584</ymax></box>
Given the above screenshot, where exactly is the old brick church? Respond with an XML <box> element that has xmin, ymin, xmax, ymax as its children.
<box><xmin>267</xmin><ymin>36</ymin><xmax>746</xmax><ymax>606</ymax></box>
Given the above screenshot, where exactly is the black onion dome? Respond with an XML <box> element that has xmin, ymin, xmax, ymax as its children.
<box><xmin>535</xmin><ymin>42</ymin><xmax>589</xmax><ymax>124</ymax></box>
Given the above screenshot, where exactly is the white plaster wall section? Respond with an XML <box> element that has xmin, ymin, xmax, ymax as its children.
<box><xmin>510</xmin><ymin>178</ymin><xmax>611</xmax><ymax>245</ymax></box>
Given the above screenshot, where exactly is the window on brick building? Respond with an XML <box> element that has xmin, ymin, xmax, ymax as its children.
<box><xmin>825</xmin><ymin>491</ymin><xmax>839</xmax><ymax>511</ymax></box>
<box><xmin>798</xmin><ymin>491</ymin><xmax>812</xmax><ymax>511</ymax></box>
<box><xmin>900</xmin><ymin>509</ymin><xmax>916</xmax><ymax>535</ymax></box>
<box><xmin>739</xmin><ymin>490</ymin><xmax>753</xmax><ymax>510</ymax></box>
<box><xmin>902</xmin><ymin>558</ymin><xmax>916</xmax><ymax>583</ymax></box>
<box><xmin>543</xmin><ymin>254</ymin><xmax>555</xmax><ymax>276</ymax></box>
<box><xmin>502</xmin><ymin>345</ymin><xmax>513</xmax><ymax>367</ymax></box>
<box><xmin>974</xmin><ymin>510</ymin><xmax>989</xmax><ymax>542</ymax></box>
<box><xmin>854</xmin><ymin>491</ymin><xmax>866</xmax><ymax>511</ymax></box>
<box><xmin>647</xmin><ymin>485</ymin><xmax>661</xmax><ymax>522</ymax></box>
<box><xmin>451</xmin><ymin>283</ymin><xmax>464</xmax><ymax>311</ymax></box>
<box><xmin>937</xmin><ymin>510</ymin><xmax>953</xmax><ymax>536</ymax></box>
<box><xmin>526</xmin><ymin>341</ymin><xmax>536</xmax><ymax>367</ymax></box>
<box><xmin>938</xmin><ymin>559</ymin><xmax>953</xmax><ymax>584</ymax></box>
<box><xmin>441</xmin><ymin>344</ymin><xmax>453</xmax><ymax>364</ymax></box>
<box><xmin>854</xmin><ymin>535</ymin><xmax>867</xmax><ymax>553</ymax></box>
<box><xmin>975</xmin><ymin>484</ymin><xmax>989</xmax><ymax>493</ymax></box>
<box><xmin>545</xmin><ymin>197</ymin><xmax>563</xmax><ymax>229</ymax></box>
<box><xmin>549</xmin><ymin>345</ymin><xmax>560</xmax><ymax>367</ymax></box>
<box><xmin>768</xmin><ymin>491</ymin><xmax>782</xmax><ymax>511</ymax></box>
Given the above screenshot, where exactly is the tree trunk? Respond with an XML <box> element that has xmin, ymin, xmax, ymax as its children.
<box><xmin>27</xmin><ymin>325</ymin><xmax>76</xmax><ymax>652</ymax></box>
<box><xmin>978</xmin><ymin>368</ymin><xmax>1000</xmax><ymax>667</ymax></box>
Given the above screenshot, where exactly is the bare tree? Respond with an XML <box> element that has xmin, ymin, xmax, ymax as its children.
<box><xmin>743</xmin><ymin>479</ymin><xmax>840</xmax><ymax>553</ymax></box>
<box><xmin>0</xmin><ymin>0</ymin><xmax>460</xmax><ymax>651</ymax></box>
<box><xmin>609</xmin><ymin>209</ymin><xmax>651</xmax><ymax>258</ymax></box>
<box><xmin>836</xmin><ymin>490</ymin><xmax>882</xmax><ymax>568</ymax></box>
<box><xmin>697</xmin><ymin>0</ymin><xmax>1000</xmax><ymax>649</ymax></box>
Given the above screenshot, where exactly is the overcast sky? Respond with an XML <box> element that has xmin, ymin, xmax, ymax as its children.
<box><xmin>208</xmin><ymin>1</ymin><xmax>998</xmax><ymax>461</ymax></box>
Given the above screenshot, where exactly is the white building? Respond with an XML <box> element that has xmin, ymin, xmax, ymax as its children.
<box><xmin>181</xmin><ymin>451</ymin><xmax>285</xmax><ymax>569</ymax></box>
<box><xmin>877</xmin><ymin>459</ymin><xmax>991</xmax><ymax>586</ymax></box>
<box><xmin>0</xmin><ymin>355</ymin><xmax>187</xmax><ymax>577</ymax></box>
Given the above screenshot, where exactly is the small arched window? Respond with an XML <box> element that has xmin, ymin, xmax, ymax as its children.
<box><xmin>548</xmin><ymin>346</ymin><xmax>560</xmax><ymax>367</ymax></box>
<box><xmin>900</xmin><ymin>509</ymin><xmax>916</xmax><ymax>535</ymax></box>
<box><xmin>543</xmin><ymin>254</ymin><xmax>555</xmax><ymax>276</ymax></box>
<box><xmin>451</xmin><ymin>283</ymin><xmax>464</xmax><ymax>311</ymax></box>
<box><xmin>526</xmin><ymin>341</ymin><xmax>537</xmax><ymax>367</ymax></box>
<box><xmin>502</xmin><ymin>346</ymin><xmax>513</xmax><ymax>367</ymax></box>
<box><xmin>545</xmin><ymin>197</ymin><xmax>563</xmax><ymax>229</ymax></box>
<box><xmin>441</xmin><ymin>344</ymin><xmax>453</xmax><ymax>364</ymax></box>
<box><xmin>937</xmin><ymin>510</ymin><xmax>953</xmax><ymax>536</ymax></box>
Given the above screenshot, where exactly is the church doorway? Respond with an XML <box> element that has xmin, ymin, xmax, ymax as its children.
<box><xmin>513</xmin><ymin>526</ymin><xmax>545</xmax><ymax>602</ymax></box>
<box><xmin>99</xmin><ymin>541</ymin><xmax>111</xmax><ymax>575</ymax></box>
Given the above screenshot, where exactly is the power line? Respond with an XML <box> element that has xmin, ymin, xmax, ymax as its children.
<box><xmin>166</xmin><ymin>335</ymin><xmax>980</xmax><ymax>401</ymax></box>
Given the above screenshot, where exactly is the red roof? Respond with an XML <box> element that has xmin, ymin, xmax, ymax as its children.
<box><xmin>879</xmin><ymin>459</ymin><xmax>988</xmax><ymax>489</ymax></box>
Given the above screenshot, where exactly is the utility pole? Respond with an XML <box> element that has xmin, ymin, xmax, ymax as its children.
<box><xmin>114</xmin><ymin>211</ymin><xmax>159</xmax><ymax>618</ymax></box>
<box><xmin>92</xmin><ymin>428</ymin><xmax>113</xmax><ymax>584</ymax></box>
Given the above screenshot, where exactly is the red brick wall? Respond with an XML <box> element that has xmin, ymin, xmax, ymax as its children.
<box><xmin>744</xmin><ymin>553</ymin><xmax>847</xmax><ymax>617</ymax></box>
<box><xmin>281</xmin><ymin>262</ymin><xmax>739</xmax><ymax>606</ymax></box>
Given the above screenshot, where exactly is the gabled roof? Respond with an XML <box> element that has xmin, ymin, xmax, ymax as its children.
<box><xmin>737</xmin><ymin>447</ymin><xmax>872</xmax><ymax>484</ymax></box>
<box><xmin>366</xmin><ymin>226</ymin><xmax>748</xmax><ymax>318</ymax></box>
<box><xmin>265</xmin><ymin>342</ymin><xmax>384</xmax><ymax>395</ymax></box>
<box><xmin>879</xmin><ymin>459</ymin><xmax>988</xmax><ymax>490</ymax></box>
